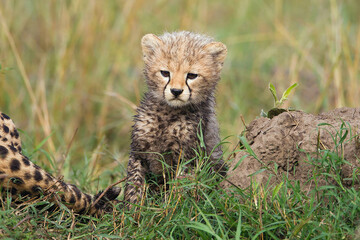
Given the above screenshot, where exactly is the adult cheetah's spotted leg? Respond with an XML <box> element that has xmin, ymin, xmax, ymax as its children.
<box><xmin>0</xmin><ymin>112</ymin><xmax>120</xmax><ymax>215</ymax></box>
<box><xmin>123</xmin><ymin>155</ymin><xmax>146</xmax><ymax>205</ymax></box>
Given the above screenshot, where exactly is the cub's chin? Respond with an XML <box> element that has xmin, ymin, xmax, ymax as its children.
<box><xmin>164</xmin><ymin>94</ymin><xmax>191</xmax><ymax>108</ymax></box>
<box><xmin>166</xmin><ymin>99</ymin><xmax>188</xmax><ymax>108</ymax></box>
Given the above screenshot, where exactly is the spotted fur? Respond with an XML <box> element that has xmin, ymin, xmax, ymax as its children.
<box><xmin>124</xmin><ymin>31</ymin><xmax>228</xmax><ymax>204</ymax></box>
<box><xmin>0</xmin><ymin>112</ymin><xmax>120</xmax><ymax>215</ymax></box>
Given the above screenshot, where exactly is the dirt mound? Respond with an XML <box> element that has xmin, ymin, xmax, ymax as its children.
<box><xmin>222</xmin><ymin>107</ymin><xmax>360</xmax><ymax>189</ymax></box>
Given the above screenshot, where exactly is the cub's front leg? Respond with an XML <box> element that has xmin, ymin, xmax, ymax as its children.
<box><xmin>124</xmin><ymin>154</ymin><xmax>146</xmax><ymax>205</ymax></box>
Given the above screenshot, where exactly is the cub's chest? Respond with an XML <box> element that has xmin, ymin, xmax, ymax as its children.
<box><xmin>160</xmin><ymin>113</ymin><xmax>199</xmax><ymax>141</ymax></box>
<box><xmin>135</xmin><ymin>107</ymin><xmax>202</xmax><ymax>148</ymax></box>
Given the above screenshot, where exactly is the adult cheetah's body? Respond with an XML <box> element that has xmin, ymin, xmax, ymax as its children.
<box><xmin>0</xmin><ymin>112</ymin><xmax>119</xmax><ymax>215</ymax></box>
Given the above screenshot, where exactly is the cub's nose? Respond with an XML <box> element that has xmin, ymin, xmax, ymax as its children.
<box><xmin>170</xmin><ymin>88</ymin><xmax>183</xmax><ymax>97</ymax></box>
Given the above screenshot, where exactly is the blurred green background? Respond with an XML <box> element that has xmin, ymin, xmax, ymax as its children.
<box><xmin>0</xmin><ymin>0</ymin><xmax>359</xmax><ymax>186</ymax></box>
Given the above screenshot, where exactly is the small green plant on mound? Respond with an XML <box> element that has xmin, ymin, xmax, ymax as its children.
<box><xmin>261</xmin><ymin>82</ymin><xmax>298</xmax><ymax>119</ymax></box>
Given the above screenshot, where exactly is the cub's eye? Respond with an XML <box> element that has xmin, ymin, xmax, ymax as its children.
<box><xmin>187</xmin><ymin>73</ymin><xmax>198</xmax><ymax>80</ymax></box>
<box><xmin>160</xmin><ymin>70</ymin><xmax>170</xmax><ymax>78</ymax></box>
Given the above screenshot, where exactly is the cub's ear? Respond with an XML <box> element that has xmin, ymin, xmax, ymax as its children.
<box><xmin>204</xmin><ymin>42</ymin><xmax>227</xmax><ymax>64</ymax></box>
<box><xmin>141</xmin><ymin>34</ymin><xmax>163</xmax><ymax>57</ymax></box>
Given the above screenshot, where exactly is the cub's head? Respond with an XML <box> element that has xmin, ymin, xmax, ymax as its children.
<box><xmin>141</xmin><ymin>31</ymin><xmax>227</xmax><ymax>107</ymax></box>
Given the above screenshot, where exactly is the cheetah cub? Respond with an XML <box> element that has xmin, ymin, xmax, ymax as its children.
<box><xmin>124</xmin><ymin>31</ymin><xmax>227</xmax><ymax>204</ymax></box>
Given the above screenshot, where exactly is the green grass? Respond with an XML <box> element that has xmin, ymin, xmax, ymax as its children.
<box><xmin>1</xmin><ymin>134</ymin><xmax>360</xmax><ymax>239</ymax></box>
<box><xmin>0</xmin><ymin>0</ymin><xmax>360</xmax><ymax>239</ymax></box>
